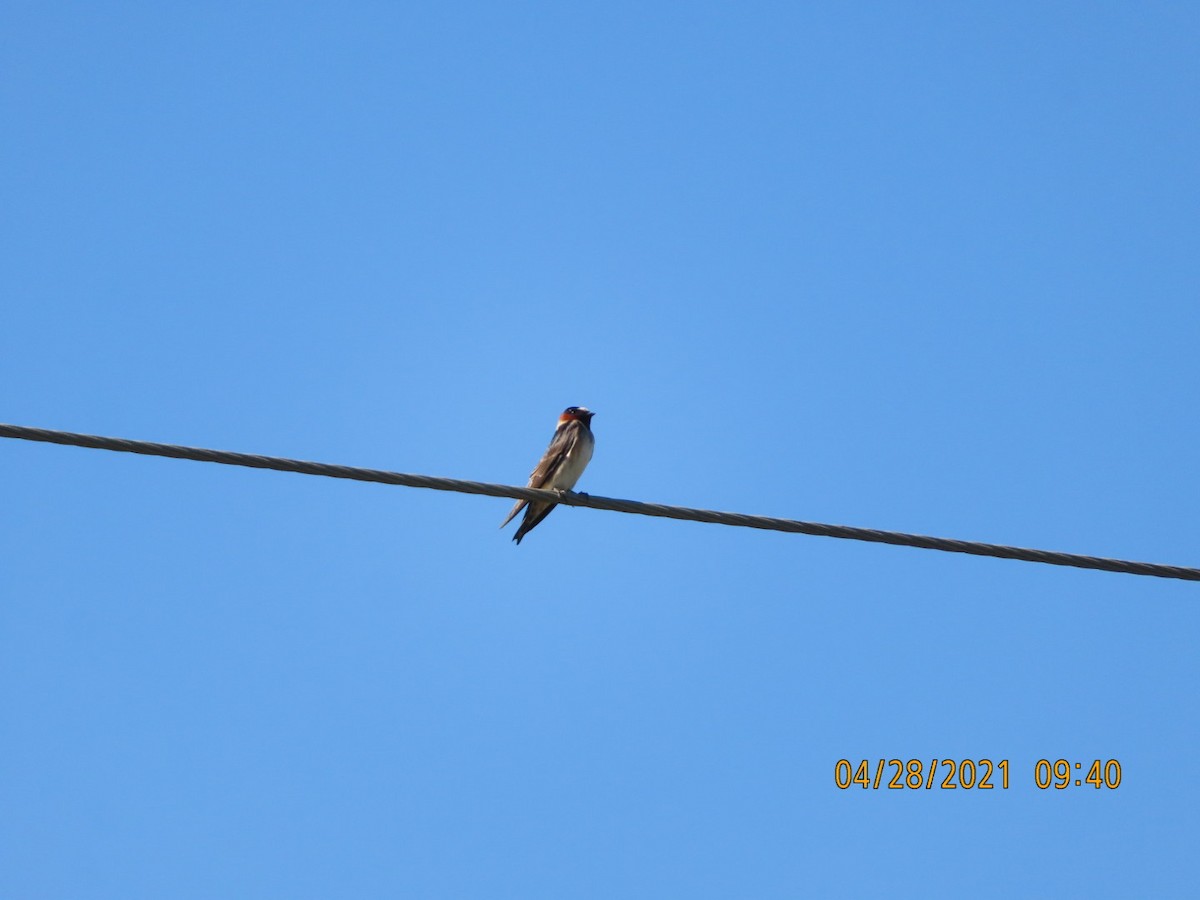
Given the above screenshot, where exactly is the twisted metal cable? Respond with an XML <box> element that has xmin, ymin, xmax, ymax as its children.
<box><xmin>2</xmin><ymin>422</ymin><xmax>1196</xmax><ymax>582</ymax></box>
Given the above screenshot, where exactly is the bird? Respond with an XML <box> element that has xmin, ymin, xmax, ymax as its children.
<box><xmin>500</xmin><ymin>406</ymin><xmax>595</xmax><ymax>544</ymax></box>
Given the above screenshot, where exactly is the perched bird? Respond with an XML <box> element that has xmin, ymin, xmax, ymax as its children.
<box><xmin>501</xmin><ymin>406</ymin><xmax>595</xmax><ymax>544</ymax></box>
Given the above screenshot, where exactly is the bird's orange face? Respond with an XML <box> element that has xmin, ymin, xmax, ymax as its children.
<box><xmin>559</xmin><ymin>406</ymin><xmax>594</xmax><ymax>426</ymax></box>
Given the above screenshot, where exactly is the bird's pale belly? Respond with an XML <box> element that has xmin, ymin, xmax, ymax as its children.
<box><xmin>548</xmin><ymin>436</ymin><xmax>594</xmax><ymax>491</ymax></box>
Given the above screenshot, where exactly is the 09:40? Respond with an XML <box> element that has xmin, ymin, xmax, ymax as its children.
<box><xmin>1034</xmin><ymin>759</ymin><xmax>1122</xmax><ymax>790</ymax></box>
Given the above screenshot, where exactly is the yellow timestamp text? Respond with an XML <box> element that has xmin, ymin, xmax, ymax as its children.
<box><xmin>835</xmin><ymin>759</ymin><xmax>1009</xmax><ymax>790</ymax></box>
<box><xmin>1033</xmin><ymin>759</ymin><xmax>1122</xmax><ymax>789</ymax></box>
<box><xmin>834</xmin><ymin>758</ymin><xmax>1124</xmax><ymax>790</ymax></box>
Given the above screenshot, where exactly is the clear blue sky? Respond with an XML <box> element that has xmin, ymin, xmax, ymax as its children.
<box><xmin>3</xmin><ymin>3</ymin><xmax>1198</xmax><ymax>896</ymax></box>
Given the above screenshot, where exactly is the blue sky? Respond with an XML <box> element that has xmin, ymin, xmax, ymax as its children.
<box><xmin>2</xmin><ymin>2</ymin><xmax>1198</xmax><ymax>896</ymax></box>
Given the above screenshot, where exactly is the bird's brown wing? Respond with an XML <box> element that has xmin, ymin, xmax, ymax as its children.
<box><xmin>526</xmin><ymin>421</ymin><xmax>579</xmax><ymax>488</ymax></box>
<box><xmin>499</xmin><ymin>421</ymin><xmax>578</xmax><ymax>529</ymax></box>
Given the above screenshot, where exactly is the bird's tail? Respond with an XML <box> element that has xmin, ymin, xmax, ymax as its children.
<box><xmin>499</xmin><ymin>499</ymin><xmax>527</xmax><ymax>530</ymax></box>
<box><xmin>512</xmin><ymin>501</ymin><xmax>556</xmax><ymax>544</ymax></box>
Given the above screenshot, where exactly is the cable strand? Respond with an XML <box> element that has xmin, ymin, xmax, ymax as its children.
<box><xmin>2</xmin><ymin>422</ymin><xmax>1196</xmax><ymax>582</ymax></box>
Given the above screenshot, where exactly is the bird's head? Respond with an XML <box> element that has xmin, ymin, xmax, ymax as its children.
<box><xmin>560</xmin><ymin>406</ymin><xmax>595</xmax><ymax>426</ymax></box>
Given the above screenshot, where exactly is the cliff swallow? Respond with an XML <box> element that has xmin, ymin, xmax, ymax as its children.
<box><xmin>501</xmin><ymin>406</ymin><xmax>595</xmax><ymax>544</ymax></box>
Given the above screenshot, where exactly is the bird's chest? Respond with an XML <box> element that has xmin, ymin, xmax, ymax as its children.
<box><xmin>553</xmin><ymin>432</ymin><xmax>594</xmax><ymax>489</ymax></box>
